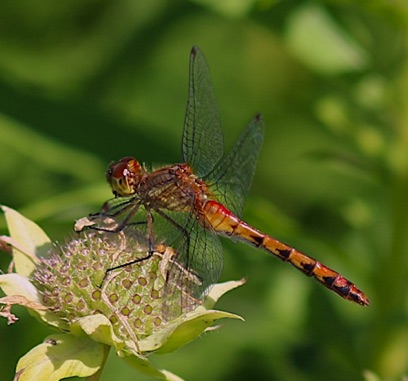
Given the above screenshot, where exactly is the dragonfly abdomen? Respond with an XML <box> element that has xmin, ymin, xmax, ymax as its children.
<box><xmin>203</xmin><ymin>200</ymin><xmax>369</xmax><ymax>306</ymax></box>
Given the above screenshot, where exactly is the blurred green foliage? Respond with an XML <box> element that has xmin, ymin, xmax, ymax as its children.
<box><xmin>0</xmin><ymin>1</ymin><xmax>408</xmax><ymax>380</ymax></box>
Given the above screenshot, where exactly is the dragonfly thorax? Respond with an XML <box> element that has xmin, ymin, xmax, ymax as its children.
<box><xmin>106</xmin><ymin>156</ymin><xmax>143</xmax><ymax>197</ymax></box>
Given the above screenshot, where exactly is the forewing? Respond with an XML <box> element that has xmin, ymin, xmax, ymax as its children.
<box><xmin>163</xmin><ymin>219</ymin><xmax>223</xmax><ymax>320</ymax></box>
<box><xmin>182</xmin><ymin>46</ymin><xmax>224</xmax><ymax>177</ymax></box>
<box><xmin>206</xmin><ymin>114</ymin><xmax>264</xmax><ymax>217</ymax></box>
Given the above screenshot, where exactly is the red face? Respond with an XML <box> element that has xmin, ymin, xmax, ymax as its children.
<box><xmin>106</xmin><ymin>157</ymin><xmax>143</xmax><ymax>197</ymax></box>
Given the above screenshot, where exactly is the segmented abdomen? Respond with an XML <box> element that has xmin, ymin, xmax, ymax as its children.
<box><xmin>203</xmin><ymin>200</ymin><xmax>369</xmax><ymax>306</ymax></box>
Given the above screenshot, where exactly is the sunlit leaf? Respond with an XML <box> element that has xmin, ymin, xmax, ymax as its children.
<box><xmin>0</xmin><ymin>273</ymin><xmax>68</xmax><ymax>331</ymax></box>
<box><xmin>145</xmin><ymin>309</ymin><xmax>243</xmax><ymax>354</ymax></box>
<box><xmin>15</xmin><ymin>334</ymin><xmax>105</xmax><ymax>381</ymax></box>
<box><xmin>1</xmin><ymin>205</ymin><xmax>51</xmax><ymax>276</ymax></box>
<box><xmin>0</xmin><ymin>273</ymin><xmax>41</xmax><ymax>301</ymax></box>
<box><xmin>70</xmin><ymin>314</ymin><xmax>129</xmax><ymax>354</ymax></box>
<box><xmin>203</xmin><ymin>278</ymin><xmax>246</xmax><ymax>309</ymax></box>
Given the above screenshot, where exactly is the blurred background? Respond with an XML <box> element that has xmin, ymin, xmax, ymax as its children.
<box><xmin>0</xmin><ymin>1</ymin><xmax>406</xmax><ymax>380</ymax></box>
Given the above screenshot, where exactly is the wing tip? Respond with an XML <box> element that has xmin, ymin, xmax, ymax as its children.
<box><xmin>191</xmin><ymin>45</ymin><xmax>201</xmax><ymax>58</ymax></box>
<box><xmin>254</xmin><ymin>113</ymin><xmax>263</xmax><ymax>122</ymax></box>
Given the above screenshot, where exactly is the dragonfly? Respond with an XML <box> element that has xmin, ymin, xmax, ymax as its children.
<box><xmin>80</xmin><ymin>46</ymin><xmax>369</xmax><ymax>318</ymax></box>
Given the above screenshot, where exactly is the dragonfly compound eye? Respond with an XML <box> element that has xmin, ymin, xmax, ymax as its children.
<box><xmin>106</xmin><ymin>157</ymin><xmax>142</xmax><ymax>196</ymax></box>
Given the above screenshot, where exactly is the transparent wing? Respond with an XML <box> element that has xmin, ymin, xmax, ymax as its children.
<box><xmin>182</xmin><ymin>46</ymin><xmax>224</xmax><ymax>177</ymax></box>
<box><xmin>151</xmin><ymin>207</ymin><xmax>223</xmax><ymax>319</ymax></box>
<box><xmin>88</xmin><ymin>197</ymin><xmax>223</xmax><ymax>320</ymax></box>
<box><xmin>206</xmin><ymin>114</ymin><xmax>264</xmax><ymax>217</ymax></box>
<box><xmin>163</xmin><ymin>217</ymin><xmax>223</xmax><ymax>320</ymax></box>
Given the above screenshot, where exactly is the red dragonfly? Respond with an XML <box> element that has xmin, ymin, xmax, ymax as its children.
<box><xmin>82</xmin><ymin>46</ymin><xmax>369</xmax><ymax>317</ymax></box>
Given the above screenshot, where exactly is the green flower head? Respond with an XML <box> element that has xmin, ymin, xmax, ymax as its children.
<box><xmin>0</xmin><ymin>206</ymin><xmax>244</xmax><ymax>381</ymax></box>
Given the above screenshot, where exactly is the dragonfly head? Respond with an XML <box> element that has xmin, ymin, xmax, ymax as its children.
<box><xmin>106</xmin><ymin>157</ymin><xmax>143</xmax><ymax>197</ymax></box>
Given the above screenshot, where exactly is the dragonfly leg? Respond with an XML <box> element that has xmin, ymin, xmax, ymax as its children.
<box><xmin>84</xmin><ymin>200</ymin><xmax>142</xmax><ymax>233</ymax></box>
<box><xmin>104</xmin><ymin>210</ymin><xmax>156</xmax><ymax>276</ymax></box>
<box><xmin>154</xmin><ymin>210</ymin><xmax>191</xmax><ymax>268</ymax></box>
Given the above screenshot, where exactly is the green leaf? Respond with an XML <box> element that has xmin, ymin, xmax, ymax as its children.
<box><xmin>70</xmin><ymin>314</ymin><xmax>129</xmax><ymax>354</ymax></box>
<box><xmin>71</xmin><ymin>315</ymin><xmax>186</xmax><ymax>380</ymax></box>
<box><xmin>123</xmin><ymin>355</ymin><xmax>185</xmax><ymax>381</ymax></box>
<box><xmin>363</xmin><ymin>370</ymin><xmax>382</xmax><ymax>381</ymax></box>
<box><xmin>137</xmin><ymin>279</ymin><xmax>245</xmax><ymax>354</ymax></box>
<box><xmin>0</xmin><ymin>273</ymin><xmax>41</xmax><ymax>301</ymax></box>
<box><xmin>1</xmin><ymin>205</ymin><xmax>51</xmax><ymax>277</ymax></box>
<box><xmin>0</xmin><ymin>273</ymin><xmax>68</xmax><ymax>330</ymax></box>
<box><xmin>203</xmin><ymin>278</ymin><xmax>246</xmax><ymax>309</ymax></box>
<box><xmin>142</xmin><ymin>309</ymin><xmax>243</xmax><ymax>354</ymax></box>
<box><xmin>15</xmin><ymin>333</ymin><xmax>105</xmax><ymax>381</ymax></box>
<box><xmin>286</xmin><ymin>4</ymin><xmax>368</xmax><ymax>74</ymax></box>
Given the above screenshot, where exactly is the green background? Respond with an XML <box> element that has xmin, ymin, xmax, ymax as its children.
<box><xmin>0</xmin><ymin>1</ymin><xmax>406</xmax><ymax>380</ymax></box>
